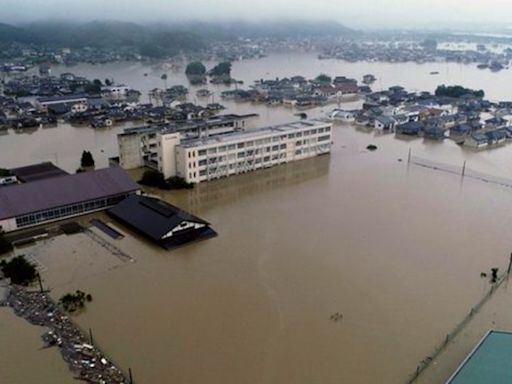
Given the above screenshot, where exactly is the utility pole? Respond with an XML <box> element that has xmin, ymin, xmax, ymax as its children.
<box><xmin>508</xmin><ymin>253</ymin><xmax>512</xmax><ymax>275</ymax></box>
<box><xmin>407</xmin><ymin>148</ymin><xmax>411</xmax><ymax>163</ymax></box>
<box><xmin>89</xmin><ymin>328</ymin><xmax>94</xmax><ymax>346</ymax></box>
<box><xmin>461</xmin><ymin>160</ymin><xmax>466</xmax><ymax>178</ymax></box>
<box><xmin>129</xmin><ymin>367</ymin><xmax>134</xmax><ymax>384</ymax></box>
<box><xmin>37</xmin><ymin>273</ymin><xmax>43</xmax><ymax>292</ymax></box>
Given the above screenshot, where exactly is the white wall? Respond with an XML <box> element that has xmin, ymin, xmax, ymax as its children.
<box><xmin>158</xmin><ymin>133</ymin><xmax>181</xmax><ymax>179</ymax></box>
<box><xmin>0</xmin><ymin>218</ymin><xmax>18</xmax><ymax>232</ymax></box>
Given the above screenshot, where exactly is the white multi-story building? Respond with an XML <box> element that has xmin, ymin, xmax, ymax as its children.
<box><xmin>117</xmin><ymin>114</ymin><xmax>258</xmax><ymax>170</ymax></box>
<box><xmin>161</xmin><ymin>120</ymin><xmax>332</xmax><ymax>184</ymax></box>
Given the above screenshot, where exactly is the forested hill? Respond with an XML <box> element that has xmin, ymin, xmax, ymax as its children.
<box><xmin>0</xmin><ymin>20</ymin><xmax>355</xmax><ymax>57</ymax></box>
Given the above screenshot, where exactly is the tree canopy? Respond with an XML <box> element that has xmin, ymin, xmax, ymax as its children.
<box><xmin>435</xmin><ymin>85</ymin><xmax>484</xmax><ymax>98</ymax></box>
<box><xmin>210</xmin><ymin>62</ymin><xmax>232</xmax><ymax>77</ymax></box>
<box><xmin>0</xmin><ymin>256</ymin><xmax>37</xmax><ymax>285</ymax></box>
<box><xmin>185</xmin><ymin>61</ymin><xmax>206</xmax><ymax>76</ymax></box>
<box><xmin>315</xmin><ymin>74</ymin><xmax>332</xmax><ymax>83</ymax></box>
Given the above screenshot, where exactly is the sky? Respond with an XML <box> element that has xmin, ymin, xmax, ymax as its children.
<box><xmin>1</xmin><ymin>0</ymin><xmax>512</xmax><ymax>29</ymax></box>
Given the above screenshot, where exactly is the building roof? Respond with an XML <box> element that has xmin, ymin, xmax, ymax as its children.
<box><xmin>108</xmin><ymin>195</ymin><xmax>209</xmax><ymax>242</ymax></box>
<box><xmin>0</xmin><ymin>166</ymin><xmax>139</xmax><ymax>220</ymax></box>
<box><xmin>179</xmin><ymin>120</ymin><xmax>330</xmax><ymax>148</ymax></box>
<box><xmin>11</xmin><ymin>162</ymin><xmax>68</xmax><ymax>183</ymax></box>
<box><xmin>37</xmin><ymin>94</ymin><xmax>88</xmax><ymax>104</ymax></box>
<box><xmin>446</xmin><ymin>330</ymin><xmax>512</xmax><ymax>384</ymax></box>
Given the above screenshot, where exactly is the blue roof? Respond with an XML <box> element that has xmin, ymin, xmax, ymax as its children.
<box><xmin>446</xmin><ymin>331</ymin><xmax>512</xmax><ymax>384</ymax></box>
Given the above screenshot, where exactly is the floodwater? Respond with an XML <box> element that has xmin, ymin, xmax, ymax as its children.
<box><xmin>4</xmin><ymin>52</ymin><xmax>512</xmax><ymax>171</ymax></box>
<box><xmin>2</xmin><ymin>53</ymin><xmax>512</xmax><ymax>383</ymax></box>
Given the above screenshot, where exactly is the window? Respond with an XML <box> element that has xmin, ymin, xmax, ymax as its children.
<box><xmin>199</xmin><ymin>159</ymin><xmax>207</xmax><ymax>166</ymax></box>
<box><xmin>198</xmin><ymin>149</ymin><xmax>207</xmax><ymax>156</ymax></box>
<box><xmin>318</xmin><ymin>135</ymin><xmax>330</xmax><ymax>142</ymax></box>
<box><xmin>237</xmin><ymin>143</ymin><xmax>245</xmax><ymax>149</ymax></box>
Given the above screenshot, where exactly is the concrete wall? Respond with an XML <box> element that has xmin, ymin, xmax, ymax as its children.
<box><xmin>0</xmin><ymin>218</ymin><xmax>17</xmax><ymax>232</ymax></box>
<box><xmin>119</xmin><ymin>134</ymin><xmax>144</xmax><ymax>169</ymax></box>
<box><xmin>158</xmin><ymin>133</ymin><xmax>181</xmax><ymax>179</ymax></box>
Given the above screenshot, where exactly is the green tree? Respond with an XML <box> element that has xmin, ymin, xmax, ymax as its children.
<box><xmin>84</xmin><ymin>79</ymin><xmax>102</xmax><ymax>94</ymax></box>
<box><xmin>210</xmin><ymin>62</ymin><xmax>232</xmax><ymax>77</ymax></box>
<box><xmin>315</xmin><ymin>74</ymin><xmax>332</xmax><ymax>83</ymax></box>
<box><xmin>185</xmin><ymin>61</ymin><xmax>206</xmax><ymax>76</ymax></box>
<box><xmin>0</xmin><ymin>255</ymin><xmax>37</xmax><ymax>285</ymax></box>
<box><xmin>435</xmin><ymin>85</ymin><xmax>484</xmax><ymax>98</ymax></box>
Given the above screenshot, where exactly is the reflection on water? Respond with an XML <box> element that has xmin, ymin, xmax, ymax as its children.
<box><xmin>155</xmin><ymin>154</ymin><xmax>330</xmax><ymax>213</ymax></box>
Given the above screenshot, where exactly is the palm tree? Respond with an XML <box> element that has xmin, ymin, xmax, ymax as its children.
<box><xmin>161</xmin><ymin>73</ymin><xmax>168</xmax><ymax>90</ymax></box>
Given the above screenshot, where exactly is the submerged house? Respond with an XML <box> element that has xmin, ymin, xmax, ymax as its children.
<box><xmin>396</xmin><ymin>121</ymin><xmax>423</xmax><ymax>136</ymax></box>
<box><xmin>108</xmin><ymin>195</ymin><xmax>217</xmax><ymax>249</ymax></box>
<box><xmin>374</xmin><ymin>115</ymin><xmax>396</xmax><ymax>132</ymax></box>
<box><xmin>464</xmin><ymin>132</ymin><xmax>489</xmax><ymax>149</ymax></box>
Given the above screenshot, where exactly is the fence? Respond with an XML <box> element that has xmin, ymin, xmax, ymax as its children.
<box><xmin>405</xmin><ymin>270</ymin><xmax>510</xmax><ymax>383</ymax></box>
<box><xmin>82</xmin><ymin>228</ymin><xmax>134</xmax><ymax>263</ymax></box>
<box><xmin>408</xmin><ymin>152</ymin><xmax>512</xmax><ymax>190</ymax></box>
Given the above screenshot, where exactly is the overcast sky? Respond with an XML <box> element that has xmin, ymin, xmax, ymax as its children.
<box><xmin>1</xmin><ymin>0</ymin><xmax>511</xmax><ymax>29</ymax></box>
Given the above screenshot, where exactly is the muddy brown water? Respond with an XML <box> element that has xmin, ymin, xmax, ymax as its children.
<box><xmin>2</xmin><ymin>54</ymin><xmax>512</xmax><ymax>383</ymax></box>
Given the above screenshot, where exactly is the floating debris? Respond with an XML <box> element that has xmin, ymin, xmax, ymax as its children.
<box><xmin>366</xmin><ymin>144</ymin><xmax>378</xmax><ymax>151</ymax></box>
<box><xmin>4</xmin><ymin>286</ymin><xmax>129</xmax><ymax>383</ymax></box>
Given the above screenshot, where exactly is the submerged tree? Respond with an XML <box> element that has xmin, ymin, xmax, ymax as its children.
<box><xmin>210</xmin><ymin>62</ymin><xmax>232</xmax><ymax>77</ymax></box>
<box><xmin>185</xmin><ymin>61</ymin><xmax>206</xmax><ymax>76</ymax></box>
<box><xmin>161</xmin><ymin>73</ymin><xmax>168</xmax><ymax>90</ymax></box>
<box><xmin>435</xmin><ymin>85</ymin><xmax>484</xmax><ymax>99</ymax></box>
<box><xmin>0</xmin><ymin>255</ymin><xmax>37</xmax><ymax>285</ymax></box>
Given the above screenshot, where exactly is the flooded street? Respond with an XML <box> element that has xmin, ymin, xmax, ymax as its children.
<box><xmin>2</xmin><ymin>53</ymin><xmax>512</xmax><ymax>383</ymax></box>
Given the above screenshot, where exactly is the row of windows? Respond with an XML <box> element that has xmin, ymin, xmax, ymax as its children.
<box><xmin>193</xmin><ymin>128</ymin><xmax>331</xmax><ymax>157</ymax></box>
<box><xmin>197</xmin><ymin>154</ymin><xmax>289</xmax><ymax>179</ymax></box>
<box><xmin>193</xmin><ymin>139</ymin><xmax>331</xmax><ymax>166</ymax></box>
<box><xmin>15</xmin><ymin>195</ymin><xmax>128</xmax><ymax>228</ymax></box>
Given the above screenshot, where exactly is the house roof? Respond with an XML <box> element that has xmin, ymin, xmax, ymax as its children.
<box><xmin>11</xmin><ymin>162</ymin><xmax>68</xmax><ymax>183</ymax></box>
<box><xmin>446</xmin><ymin>330</ymin><xmax>512</xmax><ymax>384</ymax></box>
<box><xmin>108</xmin><ymin>195</ymin><xmax>209</xmax><ymax>241</ymax></box>
<box><xmin>376</xmin><ymin>115</ymin><xmax>395</xmax><ymax>125</ymax></box>
<box><xmin>0</xmin><ymin>166</ymin><xmax>139</xmax><ymax>220</ymax></box>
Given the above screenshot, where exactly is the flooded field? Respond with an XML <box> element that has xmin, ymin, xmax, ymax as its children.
<box><xmin>2</xmin><ymin>54</ymin><xmax>512</xmax><ymax>383</ymax></box>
